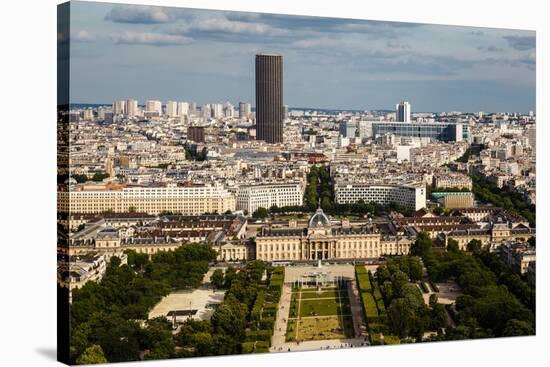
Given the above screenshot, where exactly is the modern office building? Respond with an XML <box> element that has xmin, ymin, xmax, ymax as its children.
<box><xmin>432</xmin><ymin>192</ymin><xmax>475</xmax><ymax>208</ymax></box>
<box><xmin>339</xmin><ymin>120</ymin><xmax>357</xmax><ymax>138</ymax></box>
<box><xmin>396</xmin><ymin>101</ymin><xmax>411</xmax><ymax>122</ymax></box>
<box><xmin>236</xmin><ymin>182</ymin><xmax>303</xmax><ymax>214</ymax></box>
<box><xmin>334</xmin><ymin>181</ymin><xmax>426</xmax><ymax>211</ymax></box>
<box><xmin>255</xmin><ymin>54</ymin><xmax>283</xmax><ymax>143</ymax></box>
<box><xmin>372</xmin><ymin>121</ymin><xmax>468</xmax><ymax>142</ymax></box>
<box><xmin>58</xmin><ymin>182</ymin><xmax>236</xmax><ymax>215</ymax></box>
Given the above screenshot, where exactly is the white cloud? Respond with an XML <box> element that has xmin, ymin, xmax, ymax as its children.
<box><xmin>72</xmin><ymin>30</ymin><xmax>94</xmax><ymax>43</ymax></box>
<box><xmin>111</xmin><ymin>32</ymin><xmax>192</xmax><ymax>46</ymax></box>
<box><xmin>105</xmin><ymin>5</ymin><xmax>176</xmax><ymax>24</ymax></box>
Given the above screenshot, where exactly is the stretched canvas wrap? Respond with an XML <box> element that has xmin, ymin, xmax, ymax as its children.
<box><xmin>57</xmin><ymin>1</ymin><xmax>537</xmax><ymax>364</ymax></box>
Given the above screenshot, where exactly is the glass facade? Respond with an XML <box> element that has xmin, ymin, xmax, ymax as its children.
<box><xmin>372</xmin><ymin>122</ymin><xmax>469</xmax><ymax>142</ymax></box>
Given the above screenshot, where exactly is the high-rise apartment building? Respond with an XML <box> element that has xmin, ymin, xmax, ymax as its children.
<box><xmin>177</xmin><ymin>102</ymin><xmax>189</xmax><ymax>116</ymax></box>
<box><xmin>126</xmin><ymin>99</ymin><xmax>138</xmax><ymax>117</ymax></box>
<box><xmin>396</xmin><ymin>101</ymin><xmax>411</xmax><ymax>122</ymax></box>
<box><xmin>145</xmin><ymin>100</ymin><xmax>162</xmax><ymax>114</ymax></box>
<box><xmin>166</xmin><ymin>101</ymin><xmax>178</xmax><ymax>117</ymax></box>
<box><xmin>212</xmin><ymin>103</ymin><xmax>224</xmax><ymax>119</ymax></box>
<box><xmin>201</xmin><ymin>104</ymin><xmax>212</xmax><ymax>119</ymax></box>
<box><xmin>112</xmin><ymin>100</ymin><xmax>126</xmax><ymax>115</ymax></box>
<box><xmin>255</xmin><ymin>54</ymin><xmax>283</xmax><ymax>143</ymax></box>
<box><xmin>239</xmin><ymin>102</ymin><xmax>251</xmax><ymax>119</ymax></box>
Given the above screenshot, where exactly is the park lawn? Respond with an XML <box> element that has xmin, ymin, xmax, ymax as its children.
<box><xmin>297</xmin><ymin>316</ymin><xmax>346</xmax><ymax>341</ymax></box>
<box><xmin>299</xmin><ymin>298</ymin><xmax>342</xmax><ymax>317</ymax></box>
<box><xmin>299</xmin><ymin>290</ymin><xmax>340</xmax><ymax>299</ymax></box>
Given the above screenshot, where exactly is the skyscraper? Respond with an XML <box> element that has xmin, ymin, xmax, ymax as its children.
<box><xmin>396</xmin><ymin>101</ymin><xmax>411</xmax><ymax>122</ymax></box>
<box><xmin>255</xmin><ymin>54</ymin><xmax>283</xmax><ymax>143</ymax></box>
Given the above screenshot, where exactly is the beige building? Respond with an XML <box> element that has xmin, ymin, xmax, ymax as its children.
<box><xmin>58</xmin><ymin>182</ymin><xmax>235</xmax><ymax>215</ymax></box>
<box><xmin>433</xmin><ymin>173</ymin><xmax>472</xmax><ymax>190</ymax></box>
<box><xmin>439</xmin><ymin>192</ymin><xmax>474</xmax><ymax>208</ymax></box>
<box><xmin>256</xmin><ymin>208</ymin><xmax>412</xmax><ymax>261</ymax></box>
<box><xmin>443</xmin><ymin>223</ymin><xmax>536</xmax><ymax>251</ymax></box>
<box><xmin>216</xmin><ymin>243</ymin><xmax>252</xmax><ymax>261</ymax></box>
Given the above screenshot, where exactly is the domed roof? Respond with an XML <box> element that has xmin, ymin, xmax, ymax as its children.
<box><xmin>308</xmin><ymin>208</ymin><xmax>330</xmax><ymax>227</ymax></box>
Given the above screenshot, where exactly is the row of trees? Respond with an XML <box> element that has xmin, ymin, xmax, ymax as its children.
<box><xmin>376</xmin><ymin>257</ymin><xmax>447</xmax><ymax>340</ymax></box>
<box><xmin>411</xmin><ymin>232</ymin><xmax>535</xmax><ymax>339</ymax></box>
<box><xmin>471</xmin><ymin>173</ymin><xmax>535</xmax><ymax>226</ymax></box>
<box><xmin>176</xmin><ymin>261</ymin><xmax>282</xmax><ymax>356</ymax></box>
<box><xmin>69</xmin><ymin>244</ymin><xmax>218</xmax><ymax>364</ymax></box>
<box><xmin>71</xmin><ymin>172</ymin><xmax>110</xmax><ymax>183</ymax></box>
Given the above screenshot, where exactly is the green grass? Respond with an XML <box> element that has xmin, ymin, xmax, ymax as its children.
<box><xmin>287</xmin><ymin>286</ymin><xmax>354</xmax><ymax>341</ymax></box>
<box><xmin>299</xmin><ymin>290</ymin><xmax>340</xmax><ymax>299</ymax></box>
<box><xmin>299</xmin><ymin>298</ymin><xmax>342</xmax><ymax>317</ymax></box>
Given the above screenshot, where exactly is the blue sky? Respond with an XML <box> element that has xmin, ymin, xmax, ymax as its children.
<box><xmin>66</xmin><ymin>1</ymin><xmax>536</xmax><ymax>112</ymax></box>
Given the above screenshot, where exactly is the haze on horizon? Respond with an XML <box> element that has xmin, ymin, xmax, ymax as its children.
<box><xmin>67</xmin><ymin>1</ymin><xmax>536</xmax><ymax>113</ymax></box>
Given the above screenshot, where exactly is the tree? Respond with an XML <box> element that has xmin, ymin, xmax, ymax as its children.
<box><xmin>447</xmin><ymin>238</ymin><xmax>460</xmax><ymax>253</ymax></box>
<box><xmin>76</xmin><ymin>344</ymin><xmax>108</xmax><ymax>365</ymax></box>
<box><xmin>408</xmin><ymin>257</ymin><xmax>423</xmax><ymax>281</ymax></box>
<box><xmin>224</xmin><ymin>266</ymin><xmax>236</xmax><ymax>288</ymax></box>
<box><xmin>467</xmin><ymin>239</ymin><xmax>483</xmax><ymax>253</ymax></box>
<box><xmin>211</xmin><ymin>269</ymin><xmax>225</xmax><ymax>288</ymax></box>
<box><xmin>527</xmin><ymin>237</ymin><xmax>536</xmax><ymax>248</ymax></box>
<box><xmin>411</xmin><ymin>232</ymin><xmax>432</xmax><ymax>258</ymax></box>
<box><xmin>502</xmin><ymin>319</ymin><xmax>535</xmax><ymax>337</ymax></box>
<box><xmin>252</xmin><ymin>207</ymin><xmax>269</xmax><ymax>219</ymax></box>
<box><xmin>433</xmin><ymin>207</ymin><xmax>444</xmax><ymax>216</ymax></box>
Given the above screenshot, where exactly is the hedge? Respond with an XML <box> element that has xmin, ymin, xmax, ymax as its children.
<box><xmin>245</xmin><ymin>329</ymin><xmax>272</xmax><ymax>344</ymax></box>
<box><xmin>259</xmin><ymin>316</ymin><xmax>275</xmax><ymax>331</ymax></box>
<box><xmin>419</xmin><ymin>282</ymin><xmax>430</xmax><ymax>294</ymax></box>
<box><xmin>383</xmin><ymin>335</ymin><xmax>401</xmax><ymax>345</ymax></box>
<box><xmin>429</xmin><ymin>280</ymin><xmax>439</xmax><ymax>292</ymax></box>
<box><xmin>241</xmin><ymin>342</ymin><xmax>255</xmax><ymax>354</ymax></box>
<box><xmin>362</xmin><ymin>292</ymin><xmax>379</xmax><ymax>317</ymax></box>
<box><xmin>255</xmin><ymin>341</ymin><xmax>270</xmax><ymax>350</ymax></box>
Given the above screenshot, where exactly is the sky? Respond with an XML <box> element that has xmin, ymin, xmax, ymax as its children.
<box><xmin>66</xmin><ymin>1</ymin><xmax>536</xmax><ymax>112</ymax></box>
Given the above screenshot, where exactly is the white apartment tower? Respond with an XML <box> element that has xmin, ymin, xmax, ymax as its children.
<box><xmin>239</xmin><ymin>102</ymin><xmax>252</xmax><ymax>119</ymax></box>
<box><xmin>126</xmin><ymin>99</ymin><xmax>138</xmax><ymax>117</ymax></box>
<box><xmin>166</xmin><ymin>101</ymin><xmax>178</xmax><ymax>117</ymax></box>
<box><xmin>146</xmin><ymin>100</ymin><xmax>162</xmax><ymax>114</ymax></box>
<box><xmin>177</xmin><ymin>102</ymin><xmax>189</xmax><ymax>116</ymax></box>
<box><xmin>112</xmin><ymin>100</ymin><xmax>126</xmax><ymax>115</ymax></box>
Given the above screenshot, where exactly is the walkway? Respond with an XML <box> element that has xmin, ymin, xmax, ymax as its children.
<box><xmin>271</xmin><ymin>284</ymin><xmax>292</xmax><ymax>349</ymax></box>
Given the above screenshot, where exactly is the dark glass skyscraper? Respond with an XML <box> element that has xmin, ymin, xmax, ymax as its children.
<box><xmin>255</xmin><ymin>54</ymin><xmax>283</xmax><ymax>143</ymax></box>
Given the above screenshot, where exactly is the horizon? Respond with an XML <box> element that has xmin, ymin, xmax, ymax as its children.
<box><xmin>67</xmin><ymin>2</ymin><xmax>536</xmax><ymax>113</ymax></box>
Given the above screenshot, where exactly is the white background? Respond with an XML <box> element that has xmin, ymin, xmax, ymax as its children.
<box><xmin>0</xmin><ymin>0</ymin><xmax>547</xmax><ymax>366</ymax></box>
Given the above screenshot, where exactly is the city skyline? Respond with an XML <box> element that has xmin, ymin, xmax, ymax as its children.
<box><xmin>68</xmin><ymin>2</ymin><xmax>535</xmax><ymax>112</ymax></box>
